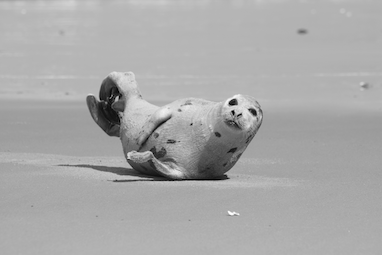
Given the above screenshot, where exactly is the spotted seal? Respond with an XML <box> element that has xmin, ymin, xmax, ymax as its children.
<box><xmin>86</xmin><ymin>71</ymin><xmax>263</xmax><ymax>179</ymax></box>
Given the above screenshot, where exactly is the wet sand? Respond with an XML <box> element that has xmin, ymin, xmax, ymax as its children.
<box><xmin>1</xmin><ymin>1</ymin><xmax>381</xmax><ymax>254</ymax></box>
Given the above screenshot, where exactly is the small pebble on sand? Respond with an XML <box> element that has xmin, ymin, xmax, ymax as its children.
<box><xmin>297</xmin><ymin>28</ymin><xmax>308</xmax><ymax>35</ymax></box>
<box><xmin>359</xmin><ymin>82</ymin><xmax>370</xmax><ymax>91</ymax></box>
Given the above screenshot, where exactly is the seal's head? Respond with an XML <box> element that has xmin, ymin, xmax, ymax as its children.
<box><xmin>220</xmin><ymin>94</ymin><xmax>263</xmax><ymax>134</ymax></box>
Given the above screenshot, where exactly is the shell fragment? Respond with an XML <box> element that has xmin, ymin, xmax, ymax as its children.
<box><xmin>227</xmin><ymin>210</ymin><xmax>240</xmax><ymax>216</ymax></box>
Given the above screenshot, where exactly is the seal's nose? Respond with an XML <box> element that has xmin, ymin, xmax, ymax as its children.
<box><xmin>231</xmin><ymin>110</ymin><xmax>243</xmax><ymax>118</ymax></box>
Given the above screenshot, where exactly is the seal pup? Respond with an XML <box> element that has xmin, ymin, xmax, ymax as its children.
<box><xmin>86</xmin><ymin>71</ymin><xmax>263</xmax><ymax>179</ymax></box>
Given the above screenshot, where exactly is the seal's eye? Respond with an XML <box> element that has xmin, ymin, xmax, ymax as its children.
<box><xmin>228</xmin><ymin>99</ymin><xmax>238</xmax><ymax>106</ymax></box>
<box><xmin>248</xmin><ymin>108</ymin><xmax>257</xmax><ymax>116</ymax></box>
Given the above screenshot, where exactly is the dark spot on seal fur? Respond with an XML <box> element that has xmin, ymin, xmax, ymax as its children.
<box><xmin>157</xmin><ymin>148</ymin><xmax>167</xmax><ymax>158</ymax></box>
<box><xmin>190</xmin><ymin>123</ymin><xmax>193</xmax><ymax>126</ymax></box>
<box><xmin>223</xmin><ymin>162</ymin><xmax>227</xmax><ymax>167</ymax></box>
<box><xmin>214</xmin><ymin>132</ymin><xmax>221</xmax><ymax>137</ymax></box>
<box><xmin>199</xmin><ymin>166</ymin><xmax>212</xmax><ymax>174</ymax></box>
<box><xmin>181</xmin><ymin>100</ymin><xmax>193</xmax><ymax>106</ymax></box>
<box><xmin>227</xmin><ymin>147</ymin><xmax>237</xmax><ymax>153</ymax></box>
<box><xmin>178</xmin><ymin>108</ymin><xmax>182</xmax><ymax>112</ymax></box>
<box><xmin>167</xmin><ymin>139</ymin><xmax>176</xmax><ymax>144</ymax></box>
<box><xmin>153</xmin><ymin>132</ymin><xmax>159</xmax><ymax>139</ymax></box>
<box><xmin>150</xmin><ymin>146</ymin><xmax>167</xmax><ymax>159</ymax></box>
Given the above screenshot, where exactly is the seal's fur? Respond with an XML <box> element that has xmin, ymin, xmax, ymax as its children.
<box><xmin>87</xmin><ymin>72</ymin><xmax>263</xmax><ymax>179</ymax></box>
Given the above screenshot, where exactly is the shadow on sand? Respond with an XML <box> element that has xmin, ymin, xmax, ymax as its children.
<box><xmin>57</xmin><ymin>164</ymin><xmax>229</xmax><ymax>182</ymax></box>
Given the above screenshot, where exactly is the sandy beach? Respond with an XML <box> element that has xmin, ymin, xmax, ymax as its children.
<box><xmin>1</xmin><ymin>1</ymin><xmax>381</xmax><ymax>254</ymax></box>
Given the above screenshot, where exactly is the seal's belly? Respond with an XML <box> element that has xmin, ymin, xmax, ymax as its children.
<box><xmin>139</xmin><ymin>116</ymin><xmax>201</xmax><ymax>174</ymax></box>
<box><xmin>136</xmin><ymin>116</ymin><xmax>239</xmax><ymax>178</ymax></box>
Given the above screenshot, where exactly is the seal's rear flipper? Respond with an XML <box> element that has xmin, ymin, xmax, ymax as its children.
<box><xmin>86</xmin><ymin>71</ymin><xmax>138</xmax><ymax>137</ymax></box>
<box><xmin>86</xmin><ymin>95</ymin><xmax>120</xmax><ymax>137</ymax></box>
<box><xmin>127</xmin><ymin>151</ymin><xmax>185</xmax><ymax>179</ymax></box>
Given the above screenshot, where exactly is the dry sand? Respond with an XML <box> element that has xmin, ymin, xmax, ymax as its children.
<box><xmin>1</xmin><ymin>1</ymin><xmax>381</xmax><ymax>254</ymax></box>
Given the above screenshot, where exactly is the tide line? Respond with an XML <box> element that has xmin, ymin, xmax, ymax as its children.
<box><xmin>0</xmin><ymin>72</ymin><xmax>381</xmax><ymax>80</ymax></box>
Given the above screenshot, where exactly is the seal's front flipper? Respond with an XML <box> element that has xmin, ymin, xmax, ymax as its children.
<box><xmin>137</xmin><ymin>107</ymin><xmax>173</xmax><ymax>146</ymax></box>
<box><xmin>127</xmin><ymin>151</ymin><xmax>185</xmax><ymax>179</ymax></box>
<box><xmin>86</xmin><ymin>94</ymin><xmax>120</xmax><ymax>137</ymax></box>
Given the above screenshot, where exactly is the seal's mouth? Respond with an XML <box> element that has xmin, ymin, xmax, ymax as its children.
<box><xmin>225</xmin><ymin>119</ymin><xmax>242</xmax><ymax>130</ymax></box>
